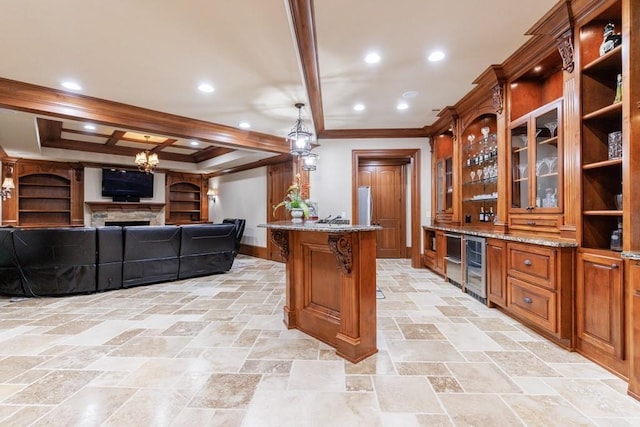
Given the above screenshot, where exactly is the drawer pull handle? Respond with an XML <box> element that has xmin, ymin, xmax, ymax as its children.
<box><xmin>611</xmin><ymin>264</ymin><xmax>619</xmax><ymax>269</ymax></box>
<box><xmin>527</xmin><ymin>221</ymin><xmax>536</xmax><ymax>226</ymax></box>
<box><xmin>523</xmin><ymin>259</ymin><xmax>532</xmax><ymax>266</ymax></box>
<box><xmin>523</xmin><ymin>297</ymin><xmax>533</xmax><ymax>304</ymax></box>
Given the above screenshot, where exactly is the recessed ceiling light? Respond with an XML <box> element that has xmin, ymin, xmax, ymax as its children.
<box><xmin>534</xmin><ymin>65</ymin><xmax>543</xmax><ymax>72</ymax></box>
<box><xmin>353</xmin><ymin>103</ymin><xmax>365</xmax><ymax>111</ymax></box>
<box><xmin>402</xmin><ymin>91</ymin><xmax>418</xmax><ymax>99</ymax></box>
<box><xmin>397</xmin><ymin>102</ymin><xmax>409</xmax><ymax>110</ymax></box>
<box><xmin>364</xmin><ymin>52</ymin><xmax>381</xmax><ymax>64</ymax></box>
<box><xmin>197</xmin><ymin>83</ymin><xmax>215</xmax><ymax>93</ymax></box>
<box><xmin>428</xmin><ymin>50</ymin><xmax>446</xmax><ymax>62</ymax></box>
<box><xmin>238</xmin><ymin>122</ymin><xmax>251</xmax><ymax>129</ymax></box>
<box><xmin>61</xmin><ymin>81</ymin><xmax>82</xmax><ymax>91</ymax></box>
<box><xmin>190</xmin><ymin>140</ymin><xmax>200</xmax><ymax>146</ymax></box>
<box><xmin>83</xmin><ymin>124</ymin><xmax>96</xmax><ymax>130</ymax></box>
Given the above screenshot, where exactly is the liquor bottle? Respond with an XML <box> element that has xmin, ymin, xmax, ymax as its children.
<box><xmin>613</xmin><ymin>73</ymin><xmax>622</xmax><ymax>104</ymax></box>
<box><xmin>488</xmin><ymin>206</ymin><xmax>494</xmax><ymax>222</ymax></box>
<box><xmin>479</xmin><ymin>206</ymin><xmax>485</xmax><ymax>222</ymax></box>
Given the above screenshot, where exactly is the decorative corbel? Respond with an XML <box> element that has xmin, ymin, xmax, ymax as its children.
<box><xmin>492</xmin><ymin>84</ymin><xmax>504</xmax><ymax>115</ymax></box>
<box><xmin>328</xmin><ymin>233</ymin><xmax>353</xmax><ymax>274</ymax></box>
<box><xmin>270</xmin><ymin>230</ymin><xmax>289</xmax><ymax>261</ymax></box>
<box><xmin>557</xmin><ymin>30</ymin><xmax>574</xmax><ymax>73</ymax></box>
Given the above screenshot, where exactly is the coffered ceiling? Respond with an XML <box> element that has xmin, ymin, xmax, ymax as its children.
<box><xmin>0</xmin><ymin>0</ymin><xmax>559</xmax><ymax>173</ymax></box>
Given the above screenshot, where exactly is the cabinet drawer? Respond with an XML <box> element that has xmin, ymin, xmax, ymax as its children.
<box><xmin>507</xmin><ymin>242</ymin><xmax>556</xmax><ymax>290</ymax></box>
<box><xmin>509</xmin><ymin>214</ymin><xmax>561</xmax><ymax>234</ymax></box>
<box><xmin>508</xmin><ymin>277</ymin><xmax>557</xmax><ymax>333</ymax></box>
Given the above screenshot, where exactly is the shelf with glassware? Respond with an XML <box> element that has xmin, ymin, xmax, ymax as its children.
<box><xmin>508</xmin><ymin>99</ymin><xmax>563</xmax><ymax>234</ymax></box>
<box><xmin>462</xmin><ymin>127</ymin><xmax>498</xmax><ymax>225</ymax></box>
<box><xmin>580</xmin><ymin>24</ymin><xmax>623</xmax><ymax>251</ymax></box>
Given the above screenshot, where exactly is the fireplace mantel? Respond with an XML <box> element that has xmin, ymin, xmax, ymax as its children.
<box><xmin>86</xmin><ymin>202</ymin><xmax>165</xmax><ymax>213</ymax></box>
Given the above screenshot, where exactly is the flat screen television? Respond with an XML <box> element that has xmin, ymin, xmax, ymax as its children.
<box><xmin>102</xmin><ymin>168</ymin><xmax>154</xmax><ymax>202</ymax></box>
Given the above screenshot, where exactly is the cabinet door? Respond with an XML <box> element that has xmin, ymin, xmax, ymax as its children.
<box><xmin>435</xmin><ymin>231</ymin><xmax>446</xmax><ymax>275</ymax></box>
<box><xmin>629</xmin><ymin>261</ymin><xmax>640</xmax><ymax>398</ymax></box>
<box><xmin>487</xmin><ymin>239</ymin><xmax>507</xmax><ymax>307</ymax></box>
<box><xmin>436</xmin><ymin>158</ymin><xmax>452</xmax><ymax>213</ymax></box>
<box><xmin>509</xmin><ymin>101</ymin><xmax>562</xmax><ymax>214</ymax></box>
<box><xmin>576</xmin><ymin>252</ymin><xmax>624</xmax><ymax>360</ymax></box>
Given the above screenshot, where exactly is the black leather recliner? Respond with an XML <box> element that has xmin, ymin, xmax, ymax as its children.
<box><xmin>222</xmin><ymin>218</ymin><xmax>246</xmax><ymax>256</ymax></box>
<box><xmin>0</xmin><ymin>228</ymin><xmax>24</xmax><ymax>296</ymax></box>
<box><xmin>12</xmin><ymin>228</ymin><xmax>97</xmax><ymax>296</ymax></box>
<box><xmin>122</xmin><ymin>225</ymin><xmax>181</xmax><ymax>287</ymax></box>
<box><xmin>178</xmin><ymin>223</ymin><xmax>236</xmax><ymax>279</ymax></box>
<box><xmin>97</xmin><ymin>226</ymin><xmax>124</xmax><ymax>291</ymax></box>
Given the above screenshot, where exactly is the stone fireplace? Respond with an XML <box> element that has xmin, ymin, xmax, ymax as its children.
<box><xmin>86</xmin><ymin>202</ymin><xmax>165</xmax><ymax>227</ymax></box>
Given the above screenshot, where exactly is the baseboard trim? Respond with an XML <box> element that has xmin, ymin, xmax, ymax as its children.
<box><xmin>240</xmin><ymin>244</ymin><xmax>268</xmax><ymax>260</ymax></box>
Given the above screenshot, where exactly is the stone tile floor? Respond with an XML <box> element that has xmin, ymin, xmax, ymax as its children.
<box><xmin>0</xmin><ymin>256</ymin><xmax>639</xmax><ymax>426</ymax></box>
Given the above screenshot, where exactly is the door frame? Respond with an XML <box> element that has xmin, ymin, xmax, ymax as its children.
<box><xmin>352</xmin><ymin>149</ymin><xmax>421</xmax><ymax>268</ymax></box>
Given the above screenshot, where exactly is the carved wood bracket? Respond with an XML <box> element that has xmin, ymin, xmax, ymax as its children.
<box><xmin>270</xmin><ymin>230</ymin><xmax>289</xmax><ymax>261</ymax></box>
<box><xmin>557</xmin><ymin>30</ymin><xmax>574</xmax><ymax>73</ymax></box>
<box><xmin>328</xmin><ymin>233</ymin><xmax>353</xmax><ymax>274</ymax></box>
<box><xmin>492</xmin><ymin>84</ymin><xmax>504</xmax><ymax>115</ymax></box>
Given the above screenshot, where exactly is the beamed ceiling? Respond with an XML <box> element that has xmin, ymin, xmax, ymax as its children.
<box><xmin>0</xmin><ymin>0</ymin><xmax>560</xmax><ymax>174</ymax></box>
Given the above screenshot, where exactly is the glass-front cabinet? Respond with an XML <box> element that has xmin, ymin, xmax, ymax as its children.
<box><xmin>461</xmin><ymin>114</ymin><xmax>498</xmax><ymax>226</ymax></box>
<box><xmin>509</xmin><ymin>100</ymin><xmax>563</xmax><ymax>232</ymax></box>
<box><xmin>436</xmin><ymin>157</ymin><xmax>453</xmax><ymax>213</ymax></box>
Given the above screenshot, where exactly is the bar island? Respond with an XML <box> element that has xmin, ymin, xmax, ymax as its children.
<box><xmin>259</xmin><ymin>221</ymin><xmax>381</xmax><ymax>363</ymax></box>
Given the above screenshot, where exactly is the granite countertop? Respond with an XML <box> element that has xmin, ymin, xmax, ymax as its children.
<box><xmin>422</xmin><ymin>223</ymin><xmax>578</xmax><ymax>248</ymax></box>
<box><xmin>622</xmin><ymin>251</ymin><xmax>640</xmax><ymax>260</ymax></box>
<box><xmin>259</xmin><ymin>221</ymin><xmax>381</xmax><ymax>233</ymax></box>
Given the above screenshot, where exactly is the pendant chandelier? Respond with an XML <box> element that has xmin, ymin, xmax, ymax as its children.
<box><xmin>301</xmin><ymin>152</ymin><xmax>318</xmax><ymax>171</ymax></box>
<box><xmin>135</xmin><ymin>135</ymin><xmax>159</xmax><ymax>174</ymax></box>
<box><xmin>286</xmin><ymin>103</ymin><xmax>313</xmax><ymax>156</ymax></box>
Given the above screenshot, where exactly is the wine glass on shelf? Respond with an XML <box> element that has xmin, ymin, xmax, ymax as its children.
<box><xmin>535</xmin><ymin>129</ymin><xmax>543</xmax><ymax>140</ymax></box>
<box><xmin>517</xmin><ymin>134</ymin><xmax>528</xmax><ymax>147</ymax></box>
<box><xmin>543</xmin><ymin>156</ymin><xmax>557</xmax><ymax>173</ymax></box>
<box><xmin>544</xmin><ymin>120</ymin><xmax>558</xmax><ymax>138</ymax></box>
<box><xmin>517</xmin><ymin>164</ymin><xmax>527</xmax><ymax>179</ymax></box>
<box><xmin>477</xmin><ymin>168</ymin><xmax>483</xmax><ymax>182</ymax></box>
<box><xmin>470</xmin><ymin>171</ymin><xmax>476</xmax><ymax>182</ymax></box>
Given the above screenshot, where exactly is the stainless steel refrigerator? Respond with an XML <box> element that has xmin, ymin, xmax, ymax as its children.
<box><xmin>357</xmin><ymin>186</ymin><xmax>372</xmax><ymax>225</ymax></box>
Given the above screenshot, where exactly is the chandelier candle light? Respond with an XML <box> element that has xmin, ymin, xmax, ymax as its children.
<box><xmin>1</xmin><ymin>166</ymin><xmax>14</xmax><ymax>200</ymax></box>
<box><xmin>287</xmin><ymin>103</ymin><xmax>313</xmax><ymax>156</ymax></box>
<box><xmin>135</xmin><ymin>135</ymin><xmax>159</xmax><ymax>174</ymax></box>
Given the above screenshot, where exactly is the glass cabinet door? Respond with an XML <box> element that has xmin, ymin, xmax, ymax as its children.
<box><xmin>436</xmin><ymin>159</ymin><xmax>444</xmax><ymax>212</ymax></box>
<box><xmin>534</xmin><ymin>107</ymin><xmax>560</xmax><ymax>210</ymax></box>
<box><xmin>510</xmin><ymin>101</ymin><xmax>562</xmax><ymax>212</ymax></box>
<box><xmin>510</xmin><ymin>122</ymin><xmax>529</xmax><ymax>209</ymax></box>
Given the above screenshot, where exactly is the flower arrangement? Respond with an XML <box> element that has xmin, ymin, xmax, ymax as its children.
<box><xmin>273</xmin><ymin>173</ymin><xmax>310</xmax><ymax>218</ymax></box>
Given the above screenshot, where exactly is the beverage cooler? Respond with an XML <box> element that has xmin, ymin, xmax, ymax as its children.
<box><xmin>444</xmin><ymin>233</ymin><xmax>462</xmax><ymax>287</ymax></box>
<box><xmin>464</xmin><ymin>235</ymin><xmax>486</xmax><ymax>302</ymax></box>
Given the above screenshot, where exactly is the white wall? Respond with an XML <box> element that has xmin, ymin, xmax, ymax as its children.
<box><xmin>309</xmin><ymin>138</ymin><xmax>431</xmax><ymax>246</ymax></box>
<box><xmin>208</xmin><ymin>167</ymin><xmax>267</xmax><ymax>248</ymax></box>
<box><xmin>83</xmin><ymin>167</ymin><xmax>166</xmax><ymax>225</ymax></box>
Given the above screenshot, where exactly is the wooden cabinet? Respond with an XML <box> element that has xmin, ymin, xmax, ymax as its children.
<box><xmin>487</xmin><ymin>238</ymin><xmax>507</xmax><ymax>308</ymax></box>
<box><xmin>503</xmin><ymin>242</ymin><xmax>573</xmax><ymax>347</ymax></box>
<box><xmin>508</xmin><ymin>100</ymin><xmax>563</xmax><ymax>233</ymax></box>
<box><xmin>422</xmin><ymin>228</ymin><xmax>445</xmax><ymax>276</ymax></box>
<box><xmin>165</xmin><ymin>172</ymin><xmax>207</xmax><ymax>225</ymax></box>
<box><xmin>461</xmin><ymin>115</ymin><xmax>498</xmax><ymax>226</ymax></box>
<box><xmin>2</xmin><ymin>160</ymin><xmax>84</xmax><ymax>228</ymax></box>
<box><xmin>576</xmin><ymin>250</ymin><xmax>626</xmax><ymax>377</ymax></box>
<box><xmin>432</xmin><ymin>133</ymin><xmax>454</xmax><ymax>224</ymax></box>
<box><xmin>629</xmin><ymin>260</ymin><xmax>640</xmax><ymax>398</ymax></box>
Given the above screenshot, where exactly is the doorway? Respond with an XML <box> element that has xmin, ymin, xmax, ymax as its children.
<box><xmin>352</xmin><ymin>149</ymin><xmax>421</xmax><ymax>267</ymax></box>
<box><xmin>358</xmin><ymin>160</ymin><xmax>407</xmax><ymax>258</ymax></box>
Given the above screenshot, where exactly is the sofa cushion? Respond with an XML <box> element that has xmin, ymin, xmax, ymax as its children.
<box><xmin>97</xmin><ymin>226</ymin><xmax>123</xmax><ymax>291</ymax></box>
<box><xmin>0</xmin><ymin>228</ymin><xmax>24</xmax><ymax>296</ymax></box>
<box><xmin>12</xmin><ymin>228</ymin><xmax>97</xmax><ymax>296</ymax></box>
<box><xmin>122</xmin><ymin>225</ymin><xmax>181</xmax><ymax>287</ymax></box>
<box><xmin>178</xmin><ymin>224</ymin><xmax>236</xmax><ymax>279</ymax></box>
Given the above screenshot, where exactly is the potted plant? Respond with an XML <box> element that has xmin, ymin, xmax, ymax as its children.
<box><xmin>273</xmin><ymin>173</ymin><xmax>310</xmax><ymax>220</ymax></box>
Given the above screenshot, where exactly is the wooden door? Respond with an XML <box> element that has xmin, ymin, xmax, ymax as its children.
<box><xmin>486</xmin><ymin>238</ymin><xmax>507</xmax><ymax>308</ymax></box>
<box><xmin>358</xmin><ymin>163</ymin><xmax>405</xmax><ymax>258</ymax></box>
<box><xmin>576</xmin><ymin>251</ymin><xmax>626</xmax><ymax>374</ymax></box>
<box><xmin>267</xmin><ymin>161</ymin><xmax>293</xmax><ymax>262</ymax></box>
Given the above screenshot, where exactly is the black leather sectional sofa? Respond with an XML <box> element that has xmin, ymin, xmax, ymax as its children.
<box><xmin>0</xmin><ymin>220</ymin><xmax>245</xmax><ymax>298</ymax></box>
